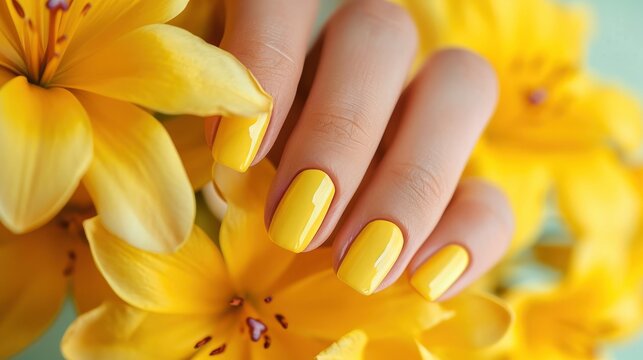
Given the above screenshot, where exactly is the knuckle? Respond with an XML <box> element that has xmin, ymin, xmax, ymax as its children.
<box><xmin>389</xmin><ymin>162</ymin><xmax>448</xmax><ymax>212</ymax></box>
<box><xmin>308</xmin><ymin>98</ymin><xmax>375</xmax><ymax>152</ymax></box>
<box><xmin>334</xmin><ymin>0</ymin><xmax>418</xmax><ymax>43</ymax></box>
<box><xmin>234</xmin><ymin>31</ymin><xmax>298</xmax><ymax>81</ymax></box>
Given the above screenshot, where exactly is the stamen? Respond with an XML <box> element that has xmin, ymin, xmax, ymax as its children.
<box><xmin>263</xmin><ymin>296</ymin><xmax>272</xmax><ymax>304</ymax></box>
<box><xmin>229</xmin><ymin>297</ymin><xmax>244</xmax><ymax>307</ymax></box>
<box><xmin>209</xmin><ymin>344</ymin><xmax>226</xmax><ymax>356</ymax></box>
<box><xmin>263</xmin><ymin>335</ymin><xmax>271</xmax><ymax>349</ymax></box>
<box><xmin>194</xmin><ymin>336</ymin><xmax>212</xmax><ymax>349</ymax></box>
<box><xmin>246</xmin><ymin>317</ymin><xmax>268</xmax><ymax>342</ymax></box>
<box><xmin>274</xmin><ymin>314</ymin><xmax>288</xmax><ymax>329</ymax></box>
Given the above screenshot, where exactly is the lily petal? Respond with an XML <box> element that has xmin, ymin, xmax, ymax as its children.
<box><xmin>78</xmin><ymin>92</ymin><xmax>194</xmax><ymax>252</ymax></box>
<box><xmin>62</xmin><ymin>301</ymin><xmax>234</xmax><ymax>360</ymax></box>
<box><xmin>84</xmin><ymin>218</ymin><xmax>233</xmax><ymax>314</ymax></box>
<box><xmin>214</xmin><ymin>161</ymin><xmax>295</xmax><ymax>294</ymax></box>
<box><xmin>316</xmin><ymin>330</ymin><xmax>368</xmax><ymax>360</ymax></box>
<box><xmin>0</xmin><ymin>225</ymin><xmax>69</xmax><ymax>358</ymax></box>
<box><xmin>554</xmin><ymin>151</ymin><xmax>639</xmax><ymax>239</ymax></box>
<box><xmin>0</xmin><ymin>77</ymin><xmax>92</xmax><ymax>233</ymax></box>
<box><xmin>60</xmin><ymin>0</ymin><xmax>188</xmax><ymax>70</ymax></box>
<box><xmin>365</xmin><ymin>338</ymin><xmax>427</xmax><ymax>360</ymax></box>
<box><xmin>275</xmin><ymin>271</ymin><xmax>449</xmax><ymax>340</ymax></box>
<box><xmin>466</xmin><ymin>143</ymin><xmax>551</xmax><ymax>253</ymax></box>
<box><xmin>420</xmin><ymin>292</ymin><xmax>512</xmax><ymax>350</ymax></box>
<box><xmin>163</xmin><ymin>116</ymin><xmax>213</xmax><ymax>190</ymax></box>
<box><xmin>56</xmin><ymin>24</ymin><xmax>271</xmax><ymax>118</ymax></box>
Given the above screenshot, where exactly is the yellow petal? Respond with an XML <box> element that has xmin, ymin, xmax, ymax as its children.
<box><xmin>0</xmin><ymin>76</ymin><xmax>92</xmax><ymax>233</ymax></box>
<box><xmin>316</xmin><ymin>330</ymin><xmax>368</xmax><ymax>360</ymax></box>
<box><xmin>0</xmin><ymin>225</ymin><xmax>69</xmax><ymax>358</ymax></box>
<box><xmin>62</xmin><ymin>301</ymin><xmax>235</xmax><ymax>360</ymax></box>
<box><xmin>420</xmin><ymin>292</ymin><xmax>512</xmax><ymax>350</ymax></box>
<box><xmin>163</xmin><ymin>115</ymin><xmax>213</xmax><ymax>190</ymax></box>
<box><xmin>78</xmin><ymin>92</ymin><xmax>194</xmax><ymax>252</ymax></box>
<box><xmin>554</xmin><ymin>151</ymin><xmax>639</xmax><ymax>239</ymax></box>
<box><xmin>56</xmin><ymin>24</ymin><xmax>271</xmax><ymax>118</ymax></box>
<box><xmin>59</xmin><ymin>0</ymin><xmax>188</xmax><ymax>70</ymax></box>
<box><xmin>363</xmin><ymin>338</ymin><xmax>426</xmax><ymax>360</ymax></box>
<box><xmin>214</xmin><ymin>161</ymin><xmax>296</xmax><ymax>294</ymax></box>
<box><xmin>70</xmin><ymin>240</ymin><xmax>118</xmax><ymax>314</ymax></box>
<box><xmin>84</xmin><ymin>218</ymin><xmax>233</xmax><ymax>314</ymax></box>
<box><xmin>275</xmin><ymin>271</ymin><xmax>449</xmax><ymax>341</ymax></box>
<box><xmin>466</xmin><ymin>143</ymin><xmax>551</xmax><ymax>253</ymax></box>
<box><xmin>592</xmin><ymin>85</ymin><xmax>642</xmax><ymax>154</ymax></box>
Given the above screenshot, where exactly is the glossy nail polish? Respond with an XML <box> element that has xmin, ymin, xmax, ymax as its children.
<box><xmin>212</xmin><ymin>111</ymin><xmax>271</xmax><ymax>172</ymax></box>
<box><xmin>269</xmin><ymin>169</ymin><xmax>335</xmax><ymax>253</ymax></box>
<box><xmin>410</xmin><ymin>244</ymin><xmax>469</xmax><ymax>301</ymax></box>
<box><xmin>337</xmin><ymin>220</ymin><xmax>404</xmax><ymax>295</ymax></box>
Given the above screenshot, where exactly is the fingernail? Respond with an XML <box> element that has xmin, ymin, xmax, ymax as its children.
<box><xmin>337</xmin><ymin>220</ymin><xmax>404</xmax><ymax>295</ymax></box>
<box><xmin>410</xmin><ymin>244</ymin><xmax>469</xmax><ymax>301</ymax></box>
<box><xmin>212</xmin><ymin>111</ymin><xmax>271</xmax><ymax>172</ymax></box>
<box><xmin>269</xmin><ymin>169</ymin><xmax>335</xmax><ymax>253</ymax></box>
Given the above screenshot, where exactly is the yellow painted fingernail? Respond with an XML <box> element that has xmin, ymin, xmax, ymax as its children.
<box><xmin>269</xmin><ymin>169</ymin><xmax>335</xmax><ymax>253</ymax></box>
<box><xmin>212</xmin><ymin>111</ymin><xmax>271</xmax><ymax>172</ymax></box>
<box><xmin>410</xmin><ymin>245</ymin><xmax>469</xmax><ymax>301</ymax></box>
<box><xmin>337</xmin><ymin>220</ymin><xmax>404</xmax><ymax>295</ymax></box>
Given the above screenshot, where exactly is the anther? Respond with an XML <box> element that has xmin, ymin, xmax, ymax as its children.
<box><xmin>194</xmin><ymin>336</ymin><xmax>211</xmax><ymax>349</ymax></box>
<box><xmin>274</xmin><ymin>314</ymin><xmax>288</xmax><ymax>329</ymax></box>
<box><xmin>209</xmin><ymin>344</ymin><xmax>226</xmax><ymax>356</ymax></box>
<box><xmin>12</xmin><ymin>0</ymin><xmax>25</xmax><ymax>18</ymax></box>
<box><xmin>81</xmin><ymin>3</ymin><xmax>91</xmax><ymax>16</ymax></box>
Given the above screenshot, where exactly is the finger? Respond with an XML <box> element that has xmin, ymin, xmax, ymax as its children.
<box><xmin>409</xmin><ymin>179</ymin><xmax>514</xmax><ymax>301</ymax></box>
<box><xmin>212</xmin><ymin>0</ymin><xmax>319</xmax><ymax>172</ymax></box>
<box><xmin>333</xmin><ymin>48</ymin><xmax>498</xmax><ymax>295</ymax></box>
<box><xmin>266</xmin><ymin>0</ymin><xmax>418</xmax><ymax>253</ymax></box>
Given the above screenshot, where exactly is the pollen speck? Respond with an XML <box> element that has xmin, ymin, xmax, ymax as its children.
<box><xmin>263</xmin><ymin>296</ymin><xmax>272</xmax><ymax>303</ymax></box>
<box><xmin>263</xmin><ymin>335</ymin><xmax>271</xmax><ymax>349</ymax></box>
<box><xmin>194</xmin><ymin>336</ymin><xmax>211</xmax><ymax>349</ymax></box>
<box><xmin>209</xmin><ymin>344</ymin><xmax>226</xmax><ymax>356</ymax></box>
<box><xmin>229</xmin><ymin>296</ymin><xmax>244</xmax><ymax>307</ymax></box>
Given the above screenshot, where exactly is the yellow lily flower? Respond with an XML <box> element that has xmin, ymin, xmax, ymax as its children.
<box><xmin>498</xmin><ymin>240</ymin><xmax>642</xmax><ymax>360</ymax></box>
<box><xmin>0</xmin><ymin>0</ymin><xmax>271</xmax><ymax>252</ymax></box>
<box><xmin>395</xmin><ymin>0</ymin><xmax>642</xmax><ymax>252</ymax></box>
<box><xmin>61</xmin><ymin>161</ymin><xmax>511</xmax><ymax>359</ymax></box>
<box><xmin>0</xmin><ymin>187</ymin><xmax>116</xmax><ymax>358</ymax></box>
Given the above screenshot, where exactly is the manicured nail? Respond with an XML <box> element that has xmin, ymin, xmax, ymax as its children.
<box><xmin>212</xmin><ymin>111</ymin><xmax>271</xmax><ymax>172</ymax></box>
<box><xmin>337</xmin><ymin>220</ymin><xmax>404</xmax><ymax>295</ymax></box>
<box><xmin>410</xmin><ymin>244</ymin><xmax>469</xmax><ymax>301</ymax></box>
<box><xmin>269</xmin><ymin>169</ymin><xmax>335</xmax><ymax>253</ymax></box>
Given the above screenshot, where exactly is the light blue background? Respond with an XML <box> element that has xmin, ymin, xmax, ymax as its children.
<box><xmin>12</xmin><ymin>0</ymin><xmax>643</xmax><ymax>358</ymax></box>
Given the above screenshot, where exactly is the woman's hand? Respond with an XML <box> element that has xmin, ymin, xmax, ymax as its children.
<box><xmin>208</xmin><ymin>0</ymin><xmax>514</xmax><ymax>300</ymax></box>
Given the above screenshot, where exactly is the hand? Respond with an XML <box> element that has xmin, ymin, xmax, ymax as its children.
<box><xmin>208</xmin><ymin>0</ymin><xmax>514</xmax><ymax>300</ymax></box>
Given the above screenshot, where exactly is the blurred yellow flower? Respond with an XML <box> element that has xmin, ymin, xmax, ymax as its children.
<box><xmin>0</xmin><ymin>0</ymin><xmax>271</xmax><ymax>253</ymax></box>
<box><xmin>395</xmin><ymin>0</ymin><xmax>642</xmax><ymax>252</ymax></box>
<box><xmin>61</xmin><ymin>161</ymin><xmax>511</xmax><ymax>359</ymax></box>
<box><xmin>0</xmin><ymin>187</ymin><xmax>115</xmax><ymax>358</ymax></box>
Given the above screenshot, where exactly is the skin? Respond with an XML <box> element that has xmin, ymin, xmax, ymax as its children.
<box><xmin>206</xmin><ymin>0</ymin><xmax>514</xmax><ymax>299</ymax></box>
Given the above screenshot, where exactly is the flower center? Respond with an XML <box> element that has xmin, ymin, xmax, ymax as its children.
<box><xmin>193</xmin><ymin>295</ymin><xmax>290</xmax><ymax>356</ymax></box>
<box><xmin>9</xmin><ymin>0</ymin><xmax>92</xmax><ymax>84</ymax></box>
